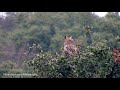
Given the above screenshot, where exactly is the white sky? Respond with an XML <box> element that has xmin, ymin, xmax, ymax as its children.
<box><xmin>0</xmin><ymin>12</ymin><xmax>109</xmax><ymax>17</ymax></box>
<box><xmin>93</xmin><ymin>12</ymin><xmax>108</xmax><ymax>17</ymax></box>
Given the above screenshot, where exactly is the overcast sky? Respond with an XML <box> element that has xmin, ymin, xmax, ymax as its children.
<box><xmin>93</xmin><ymin>12</ymin><xmax>108</xmax><ymax>17</ymax></box>
<box><xmin>0</xmin><ymin>12</ymin><xmax>109</xmax><ymax>17</ymax></box>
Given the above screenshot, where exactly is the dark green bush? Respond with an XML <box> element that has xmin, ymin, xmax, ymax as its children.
<box><xmin>28</xmin><ymin>39</ymin><xmax>116</xmax><ymax>78</ymax></box>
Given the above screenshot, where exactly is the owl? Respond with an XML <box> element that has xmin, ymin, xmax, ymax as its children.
<box><xmin>64</xmin><ymin>36</ymin><xmax>80</xmax><ymax>57</ymax></box>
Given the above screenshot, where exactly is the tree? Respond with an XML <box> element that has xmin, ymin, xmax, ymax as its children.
<box><xmin>2</xmin><ymin>12</ymin><xmax>17</xmax><ymax>32</ymax></box>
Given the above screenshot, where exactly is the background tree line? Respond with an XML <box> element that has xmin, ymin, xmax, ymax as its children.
<box><xmin>0</xmin><ymin>12</ymin><xmax>120</xmax><ymax>78</ymax></box>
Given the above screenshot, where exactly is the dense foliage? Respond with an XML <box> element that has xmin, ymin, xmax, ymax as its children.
<box><xmin>0</xmin><ymin>12</ymin><xmax>120</xmax><ymax>78</ymax></box>
<box><xmin>28</xmin><ymin>39</ymin><xmax>114</xmax><ymax>78</ymax></box>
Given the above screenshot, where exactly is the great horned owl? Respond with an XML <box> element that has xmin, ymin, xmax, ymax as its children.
<box><xmin>64</xmin><ymin>36</ymin><xmax>80</xmax><ymax>57</ymax></box>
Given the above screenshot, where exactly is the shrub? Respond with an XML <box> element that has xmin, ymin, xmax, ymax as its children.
<box><xmin>28</xmin><ymin>40</ymin><xmax>116</xmax><ymax>78</ymax></box>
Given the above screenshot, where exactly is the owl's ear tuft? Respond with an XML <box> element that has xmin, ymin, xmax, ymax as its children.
<box><xmin>69</xmin><ymin>36</ymin><xmax>72</xmax><ymax>39</ymax></box>
<box><xmin>65</xmin><ymin>36</ymin><xmax>68</xmax><ymax>39</ymax></box>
